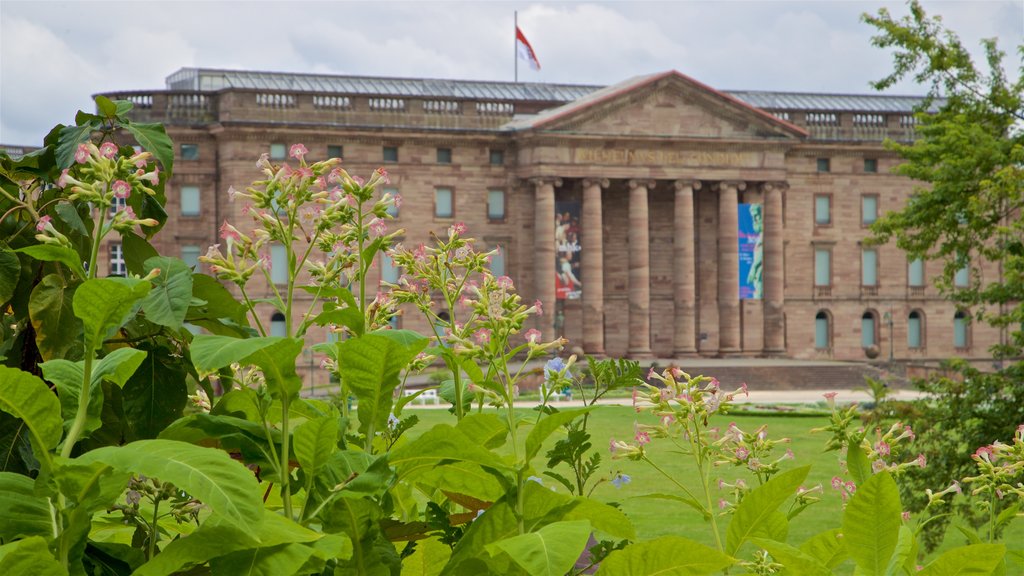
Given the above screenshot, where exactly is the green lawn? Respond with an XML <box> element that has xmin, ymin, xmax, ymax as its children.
<box><xmin>401</xmin><ymin>404</ymin><xmax>1024</xmax><ymax>573</ymax></box>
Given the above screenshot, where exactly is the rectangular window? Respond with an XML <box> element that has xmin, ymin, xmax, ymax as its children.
<box><xmin>180</xmin><ymin>144</ymin><xmax>199</xmax><ymax>160</ymax></box>
<box><xmin>109</xmin><ymin>195</ymin><xmax>127</xmax><ymax>216</ymax></box>
<box><xmin>109</xmin><ymin>243</ymin><xmax>126</xmax><ymax>276</ymax></box>
<box><xmin>862</xmin><ymin>195</ymin><xmax>878</xmax><ymax>225</ymax></box>
<box><xmin>270</xmin><ymin>243</ymin><xmax>288</xmax><ymax>284</ymax></box>
<box><xmin>907</xmin><ymin>314</ymin><xmax>922</xmax><ymax>348</ymax></box>
<box><xmin>814</xmin><ymin>195</ymin><xmax>831</xmax><ymax>226</ymax></box>
<box><xmin>490</xmin><ymin>246</ymin><xmax>506</xmax><ymax>277</ymax></box>
<box><xmin>436</xmin><ymin>147</ymin><xmax>452</xmax><ymax>164</ymax></box>
<box><xmin>435</xmin><ymin>188</ymin><xmax>453</xmax><ymax>218</ymax></box>
<box><xmin>814</xmin><ymin>249</ymin><xmax>831</xmax><ymax>287</ymax></box>
<box><xmin>270</xmin><ymin>143</ymin><xmax>286</xmax><ymax>161</ymax></box>
<box><xmin>861</xmin><ymin>316</ymin><xmax>876</xmax><ymax>348</ymax></box>
<box><xmin>862</xmin><ymin>249</ymin><xmax>878</xmax><ymax>286</ymax></box>
<box><xmin>487</xmin><ymin>189</ymin><xmax>505</xmax><ymax>221</ymax></box>
<box><xmin>489</xmin><ymin>149</ymin><xmax>504</xmax><ymax>165</ymax></box>
<box><xmin>815</xmin><ymin>316</ymin><xmax>829</xmax><ymax>349</ymax></box>
<box><xmin>383</xmin><ymin>146</ymin><xmax>398</xmax><ymax>163</ymax></box>
<box><xmin>955</xmin><ymin>264</ymin><xmax>969</xmax><ymax>287</ymax></box>
<box><xmin>864</xmin><ymin>158</ymin><xmax>878</xmax><ymax>173</ymax></box>
<box><xmin>327</xmin><ymin>145</ymin><xmax>343</xmax><ymax>159</ymax></box>
<box><xmin>381</xmin><ymin>253</ymin><xmax>400</xmax><ymax>284</ymax></box>
<box><xmin>954</xmin><ymin>315</ymin><xmax>968</xmax><ymax>348</ymax></box>
<box><xmin>382</xmin><ymin>187</ymin><xmax>399</xmax><ymax>217</ymax></box>
<box><xmin>816</xmin><ymin>158</ymin><xmax>830</xmax><ymax>172</ymax></box>
<box><xmin>181</xmin><ymin>245</ymin><xmax>201</xmax><ymax>270</ymax></box>
<box><xmin>181</xmin><ymin>186</ymin><xmax>200</xmax><ymax>216</ymax></box>
<box><xmin>908</xmin><ymin>258</ymin><xmax>925</xmax><ymax>287</ymax></box>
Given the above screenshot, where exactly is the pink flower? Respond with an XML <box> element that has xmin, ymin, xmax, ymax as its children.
<box><xmin>296</xmin><ymin>166</ymin><xmax>313</xmax><ymax>179</ymax></box>
<box><xmin>634</xmin><ymin>425</ymin><xmax>650</xmax><ymax>446</ymax></box>
<box><xmin>902</xmin><ymin>511</ymin><xmax>911</xmax><ymax>522</ymax></box>
<box><xmin>872</xmin><ymin>459</ymin><xmax>887</xmax><ymax>473</ymax></box>
<box><xmin>111</xmin><ymin>180</ymin><xmax>131</xmax><ymax>199</ymax></box>
<box><xmin>413</xmin><ymin>244</ymin><xmax>428</xmax><ymax>263</ymax></box>
<box><xmin>474</xmin><ymin>329</ymin><xmax>491</xmax><ymax>345</ymax></box>
<box><xmin>496</xmin><ymin>276</ymin><xmax>514</xmax><ymax>290</ymax></box>
<box><xmin>823</xmin><ymin>392</ymin><xmax>838</xmax><ymax>401</ymax></box>
<box><xmin>259</xmin><ymin>252</ymin><xmax>272</xmax><ymax>271</ymax></box>
<box><xmin>289</xmin><ymin>143</ymin><xmax>308</xmax><ymax>159</ymax></box>
<box><xmin>831</xmin><ymin>476</ymin><xmax>843</xmax><ymax>490</ymax></box>
<box><xmin>647</xmin><ymin>367</ymin><xmax>656</xmax><ymax>380</ymax></box>
<box><xmin>609</xmin><ymin>437</ymin><xmax>617</xmax><ymax>453</ymax></box>
<box><xmin>122</xmin><ymin>206</ymin><xmax>137</xmax><ymax>220</ymax></box>
<box><xmin>393</xmin><ymin>193</ymin><xmax>403</xmax><ymax>208</ymax></box>
<box><xmin>375</xmin><ymin>167</ymin><xmax>390</xmax><ymax>184</ymax></box>
<box><xmin>99</xmin><ymin>142</ymin><xmax>118</xmax><ymax>159</ymax></box>
<box><xmin>718</xmin><ymin>499</ymin><xmax>729</xmax><ymax>510</ymax></box>
<box><xmin>369</xmin><ymin>218</ymin><xmax>388</xmax><ymax>237</ymax></box>
<box><xmin>449</xmin><ymin>222</ymin><xmax>467</xmax><ymax>236</ymax></box>
<box><xmin>735</xmin><ymin>446</ymin><xmax>750</xmax><ymax>461</ymax></box>
<box><xmin>740</xmin><ymin>382</ymin><xmax>749</xmax><ymax>397</ymax></box>
<box><xmin>220</xmin><ymin>221</ymin><xmax>240</xmax><ymax>242</ymax></box>
<box><xmin>57</xmin><ymin>169</ymin><xmax>71</xmax><ymax>188</ymax></box>
<box><xmin>524</xmin><ymin>329</ymin><xmax>541</xmax><ymax>343</ymax></box>
<box><xmin>784</xmin><ymin>448</ymin><xmax>795</xmax><ymax>460</ymax></box>
<box><xmin>228</xmin><ymin>186</ymin><xmax>239</xmax><ymax>200</ymax></box>
<box><xmin>974</xmin><ymin>446</ymin><xmax>994</xmax><ymax>461</ymax></box>
<box><xmin>904</xmin><ymin>425</ymin><xmax>916</xmax><ymax>442</ymax></box>
<box><xmin>138</xmin><ymin>166</ymin><xmax>160</xmax><ymax>185</ymax></box>
<box><xmin>256</xmin><ymin>153</ymin><xmax>270</xmax><ymax>170</ymax></box>
<box><xmin>661</xmin><ymin>414</ymin><xmax>676</xmax><ymax>427</ymax></box>
<box><xmin>74</xmin><ymin>144</ymin><xmax>90</xmax><ymax>164</ymax></box>
<box><xmin>916</xmin><ymin>453</ymin><xmax>927</xmax><ymax>468</ymax></box>
<box><xmin>36</xmin><ymin>215</ymin><xmax>52</xmax><ymax>232</ymax></box>
<box><xmin>533</xmin><ymin>300</ymin><xmax>543</xmax><ymax>316</ymax></box>
<box><xmin>875</xmin><ymin>441</ymin><xmax>891</xmax><ymax>457</ymax></box>
<box><xmin>845</xmin><ymin>481</ymin><xmax>856</xmax><ymax>494</ymax></box>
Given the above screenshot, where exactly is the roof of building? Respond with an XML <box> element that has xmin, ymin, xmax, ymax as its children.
<box><xmin>165</xmin><ymin>67</ymin><xmax>937</xmax><ymax>113</ymax></box>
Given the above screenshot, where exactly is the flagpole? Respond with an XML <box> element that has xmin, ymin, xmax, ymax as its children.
<box><xmin>514</xmin><ymin>11</ymin><xmax>518</xmax><ymax>83</ymax></box>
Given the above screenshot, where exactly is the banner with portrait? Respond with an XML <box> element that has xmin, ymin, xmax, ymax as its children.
<box><xmin>555</xmin><ymin>201</ymin><xmax>582</xmax><ymax>300</ymax></box>
<box><xmin>738</xmin><ymin>203</ymin><xmax>763</xmax><ymax>299</ymax></box>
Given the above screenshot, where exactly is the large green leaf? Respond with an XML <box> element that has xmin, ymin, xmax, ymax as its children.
<box><xmin>74</xmin><ymin>277</ymin><xmax>151</xmax><ymax>355</ymax></box>
<box><xmin>559</xmin><ymin>497</ymin><xmax>636</xmax><ymax>541</ymax></box>
<box><xmin>0</xmin><ymin>413</ymin><xmax>34</xmax><ymax>474</ymax></box>
<box><xmin>799</xmin><ymin>528</ymin><xmax>847</xmax><ymax>569</ymax></box>
<box><xmin>55</xmin><ymin>121</ymin><xmax>96</xmax><ymax>168</ymax></box>
<box><xmin>189</xmin><ymin>273</ymin><xmax>249</xmax><ymax>325</ymax></box>
<box><xmin>842</xmin><ymin>471</ymin><xmax>901</xmax><ymax>576</ymax></box>
<box><xmin>389</xmin><ymin>424</ymin><xmax>510</xmax><ymax>480</ymax></box>
<box><xmin>191</xmin><ymin>335</ymin><xmax>303</xmax><ymax>399</ymax></box>
<box><xmin>0</xmin><ymin>536</ymin><xmax>65</xmax><ymax>576</ymax></box>
<box><xmin>403</xmin><ymin>537</ymin><xmax>451</xmax><ymax>576</ymax></box>
<box><xmin>0</xmin><ymin>472</ymin><xmax>53</xmax><ymax>540</ymax></box>
<box><xmin>337</xmin><ymin>332</ymin><xmax>427</xmax><ymax>435</ymax></box>
<box><xmin>441</xmin><ymin>501</ymin><xmax>520</xmax><ymax>576</ymax></box>
<box><xmin>41</xmin><ymin>348</ymin><xmax>147</xmax><ymax>439</ymax></box>
<box><xmin>121</xmin><ymin>345</ymin><xmax>187</xmax><ymax>440</ymax></box>
<box><xmin>726</xmin><ymin>465</ymin><xmax>809</xmax><ymax>555</ymax></box>
<box><xmin>847</xmin><ymin>443</ymin><xmax>872</xmax><ymax>485</ymax></box>
<box><xmin>16</xmin><ymin>245</ymin><xmax>86</xmax><ymax>279</ymax></box>
<box><xmin>596</xmin><ymin>536</ymin><xmax>736</xmax><ymax>575</ymax></box>
<box><xmin>293</xmin><ymin>416</ymin><xmax>339</xmax><ymax>477</ymax></box>
<box><xmin>0</xmin><ymin>366</ymin><xmax>63</xmax><ymax>451</ymax></box>
<box><xmin>453</xmin><ymin>413</ymin><xmax>507</xmax><ymax>449</ymax></box>
<box><xmin>76</xmin><ymin>439</ymin><xmax>263</xmax><ymax>531</ymax></box>
<box><xmin>123</xmin><ymin>122</ymin><xmax>174</xmax><ymax>176</ymax></box>
<box><xmin>916</xmin><ymin>544</ymin><xmax>1006</xmax><ymax>575</ymax></box>
<box><xmin>139</xmin><ymin>257</ymin><xmax>192</xmax><ymax>329</ymax></box>
<box><xmin>28</xmin><ymin>274</ymin><xmax>82</xmax><ymax>361</ymax></box>
<box><xmin>525</xmin><ymin>406</ymin><xmax>598</xmax><ymax>463</ymax></box>
<box><xmin>487</xmin><ymin>520</ymin><xmax>591</xmax><ymax>576</ymax></box>
<box><xmin>121</xmin><ymin>232</ymin><xmax>159</xmax><ymax>276</ymax></box>
<box><xmin>209</xmin><ymin>543</ymin><xmax>317</xmax><ymax>576</ymax></box>
<box><xmin>0</xmin><ymin>248</ymin><xmax>19</xmax><ymax>304</ymax></box>
<box><xmin>53</xmin><ymin>202</ymin><xmax>89</xmax><ymax>235</ymax></box>
<box><xmin>751</xmin><ymin>538</ymin><xmax>830</xmax><ymax>576</ymax></box>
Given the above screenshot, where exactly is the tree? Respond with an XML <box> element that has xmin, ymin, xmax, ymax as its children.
<box><xmin>864</xmin><ymin>0</ymin><xmax>1024</xmax><ymax>550</ymax></box>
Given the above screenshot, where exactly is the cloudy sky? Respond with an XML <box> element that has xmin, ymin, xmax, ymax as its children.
<box><xmin>1</xmin><ymin>1</ymin><xmax>1021</xmax><ymax>146</ymax></box>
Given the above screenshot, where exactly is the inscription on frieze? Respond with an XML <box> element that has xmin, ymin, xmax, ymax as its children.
<box><xmin>573</xmin><ymin>148</ymin><xmax>755</xmax><ymax>167</ymax></box>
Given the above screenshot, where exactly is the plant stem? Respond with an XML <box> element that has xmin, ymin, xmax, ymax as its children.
<box><xmin>239</xmin><ymin>285</ymin><xmax>267</xmax><ymax>336</ymax></box>
<box><xmin>689</xmin><ymin>433</ymin><xmax>724</xmax><ymax>553</ymax></box>
<box><xmin>148</xmin><ymin>498</ymin><xmax>160</xmax><ymax>560</ymax></box>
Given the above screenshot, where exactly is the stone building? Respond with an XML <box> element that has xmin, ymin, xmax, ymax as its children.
<box><xmin>99</xmin><ymin>67</ymin><xmax>999</xmax><ymax>375</ymax></box>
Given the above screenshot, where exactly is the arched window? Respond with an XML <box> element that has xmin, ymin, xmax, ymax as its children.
<box><xmin>814</xmin><ymin>311</ymin><xmax>831</xmax><ymax>350</ymax></box>
<box><xmin>907</xmin><ymin>310</ymin><xmax>924</xmax><ymax>349</ymax></box>
<box><xmin>270</xmin><ymin>312</ymin><xmax>287</xmax><ymax>337</ymax></box>
<box><xmin>954</xmin><ymin>311</ymin><xmax>969</xmax><ymax>349</ymax></box>
<box><xmin>861</xmin><ymin>310</ymin><xmax>878</xmax><ymax>348</ymax></box>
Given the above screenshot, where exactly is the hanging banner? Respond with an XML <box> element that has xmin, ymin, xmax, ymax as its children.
<box><xmin>738</xmin><ymin>203</ymin><xmax>763</xmax><ymax>299</ymax></box>
<box><xmin>555</xmin><ymin>200</ymin><xmax>582</xmax><ymax>300</ymax></box>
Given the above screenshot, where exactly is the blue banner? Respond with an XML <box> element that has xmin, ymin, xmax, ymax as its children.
<box><xmin>738</xmin><ymin>203</ymin><xmax>763</xmax><ymax>300</ymax></box>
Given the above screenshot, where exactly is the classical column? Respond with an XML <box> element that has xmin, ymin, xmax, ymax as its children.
<box><xmin>532</xmin><ymin>177</ymin><xmax>561</xmax><ymax>338</ymax></box>
<box><xmin>716</xmin><ymin>180</ymin><xmax>745</xmax><ymax>355</ymax></box>
<box><xmin>673</xmin><ymin>179</ymin><xmax>701</xmax><ymax>357</ymax></box>
<box><xmin>762</xmin><ymin>182</ymin><xmax>787</xmax><ymax>355</ymax></box>
<box><xmin>628</xmin><ymin>179</ymin><xmax>655</xmax><ymax>357</ymax></box>
<box><xmin>581</xmin><ymin>177</ymin><xmax>609</xmax><ymax>355</ymax></box>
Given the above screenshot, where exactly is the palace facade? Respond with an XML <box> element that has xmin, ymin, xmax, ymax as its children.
<box><xmin>99</xmin><ymin>68</ymin><xmax>999</xmax><ymax>371</ymax></box>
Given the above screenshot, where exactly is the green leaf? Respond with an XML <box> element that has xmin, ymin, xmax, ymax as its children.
<box><xmin>487</xmin><ymin>520</ymin><xmax>591</xmax><ymax>576</ymax></box>
<box><xmin>525</xmin><ymin>406</ymin><xmax>598</xmax><ymax>463</ymax></box>
<box><xmin>750</xmin><ymin>538</ymin><xmax>830</xmax><ymax>576</ymax></box>
<box><xmin>16</xmin><ymin>244</ymin><xmax>86</xmax><ymax>279</ymax></box>
<box><xmin>0</xmin><ymin>366</ymin><xmax>63</xmax><ymax>451</ymax></box>
<box><xmin>632</xmin><ymin>493</ymin><xmax>707</xmax><ymax>519</ymax></box>
<box><xmin>403</xmin><ymin>537</ymin><xmax>451</xmax><ymax>576</ymax></box>
<box><xmin>559</xmin><ymin>496</ymin><xmax>636</xmax><ymax>541</ymax></box>
<box><xmin>114</xmin><ymin>100</ymin><xmax>134</xmax><ymax>117</ymax></box>
<box><xmin>0</xmin><ymin>536</ymin><xmax>65</xmax><ymax>576</ymax></box>
<box><xmin>311</xmin><ymin>307</ymin><xmax>364</xmax><ymax>338</ymax></box>
<box><xmin>53</xmin><ymin>202</ymin><xmax>89</xmax><ymax>235</ymax></box>
<box><xmin>191</xmin><ymin>335</ymin><xmax>304</xmax><ymax>399</ymax></box>
<box><xmin>799</xmin><ymin>529</ymin><xmax>847</xmax><ymax>569</ymax></box>
<box><xmin>56</xmin><ymin>121</ymin><xmax>96</xmax><ymax>169</ymax></box>
<box><xmin>842</xmin><ymin>471</ymin><xmax>901</xmax><ymax>576</ymax></box>
<box><xmin>41</xmin><ymin>348</ymin><xmax>147</xmax><ymax>439</ymax></box>
<box><xmin>209</xmin><ymin>543</ymin><xmax>317</xmax><ymax>576</ymax></box>
<box><xmin>77</xmin><ymin>439</ymin><xmax>263</xmax><ymax>531</ymax></box>
<box><xmin>442</xmin><ymin>502</ymin><xmax>520</xmax><ymax>575</ymax></box>
<box><xmin>0</xmin><ymin>472</ymin><xmax>53</xmax><ymax>540</ymax></box>
<box><xmin>95</xmin><ymin>95</ymin><xmax>117</xmax><ymax>117</ymax></box>
<box><xmin>121</xmin><ymin>345</ymin><xmax>188</xmax><ymax>440</ymax></box>
<box><xmin>596</xmin><ymin>535</ymin><xmax>736</xmax><ymax>575</ymax></box>
<box><xmin>74</xmin><ymin>277</ymin><xmax>151</xmax><ymax>355</ymax></box>
<box><xmin>454</xmin><ymin>413</ymin><xmax>508</xmax><ymax>450</ymax></box>
<box><xmin>123</xmin><ymin>122</ymin><xmax>174</xmax><ymax>176</ymax></box>
<box><xmin>337</xmin><ymin>332</ymin><xmax>427</xmax><ymax>435</ymax></box>
<box><xmin>121</xmin><ymin>233</ymin><xmax>159</xmax><ymax>277</ymax></box>
<box><xmin>916</xmin><ymin>544</ymin><xmax>1006</xmax><ymax>576</ymax></box>
<box><xmin>726</xmin><ymin>465</ymin><xmax>809</xmax><ymax>555</ymax></box>
<box><xmin>389</xmin><ymin>424</ymin><xmax>510</xmax><ymax>480</ymax></box>
<box><xmin>885</xmin><ymin>526</ymin><xmax>915</xmax><ymax>576</ymax></box>
<box><xmin>29</xmin><ymin>274</ymin><xmax>82</xmax><ymax>361</ymax></box>
<box><xmin>0</xmin><ymin>249</ymin><xmax>21</xmax><ymax>304</ymax></box>
<box><xmin>847</xmin><ymin>443</ymin><xmax>872</xmax><ymax>485</ymax></box>
<box><xmin>140</xmin><ymin>257</ymin><xmax>193</xmax><ymax>329</ymax></box>
<box><xmin>293</xmin><ymin>416</ymin><xmax>339</xmax><ymax>477</ymax></box>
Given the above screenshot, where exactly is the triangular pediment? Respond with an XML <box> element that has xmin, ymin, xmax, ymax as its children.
<box><xmin>509</xmin><ymin>71</ymin><xmax>806</xmax><ymax>140</ymax></box>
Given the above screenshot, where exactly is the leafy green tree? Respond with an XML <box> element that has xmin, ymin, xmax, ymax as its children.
<box><xmin>864</xmin><ymin>0</ymin><xmax>1024</xmax><ymax>550</ymax></box>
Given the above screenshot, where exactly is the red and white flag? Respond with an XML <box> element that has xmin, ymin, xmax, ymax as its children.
<box><xmin>516</xmin><ymin>26</ymin><xmax>541</xmax><ymax>71</ymax></box>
